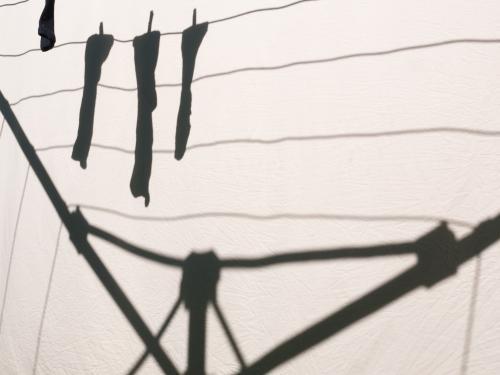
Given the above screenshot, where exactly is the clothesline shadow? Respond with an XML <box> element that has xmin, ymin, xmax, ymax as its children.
<box><xmin>71</xmin><ymin>23</ymin><xmax>114</xmax><ymax>170</ymax></box>
<box><xmin>33</xmin><ymin>126</ymin><xmax>500</xmax><ymax>155</ymax></box>
<box><xmin>0</xmin><ymin>0</ymin><xmax>30</xmax><ymax>9</ymax></box>
<box><xmin>9</xmin><ymin>38</ymin><xmax>500</xmax><ymax>107</ymax></box>
<box><xmin>83</xmin><ymin>212</ymin><xmax>500</xmax><ymax>374</ymax></box>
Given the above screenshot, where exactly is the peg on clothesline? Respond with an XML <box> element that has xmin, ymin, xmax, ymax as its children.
<box><xmin>148</xmin><ymin>11</ymin><xmax>154</xmax><ymax>33</ymax></box>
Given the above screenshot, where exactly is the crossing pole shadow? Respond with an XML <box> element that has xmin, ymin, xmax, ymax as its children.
<box><xmin>88</xmin><ymin>215</ymin><xmax>500</xmax><ymax>374</ymax></box>
<box><xmin>1</xmin><ymin>90</ymin><xmax>499</xmax><ymax>374</ymax></box>
<box><xmin>0</xmin><ymin>91</ymin><xmax>180</xmax><ymax>375</ymax></box>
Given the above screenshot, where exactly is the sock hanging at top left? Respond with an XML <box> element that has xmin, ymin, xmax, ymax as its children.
<box><xmin>38</xmin><ymin>0</ymin><xmax>56</xmax><ymax>51</ymax></box>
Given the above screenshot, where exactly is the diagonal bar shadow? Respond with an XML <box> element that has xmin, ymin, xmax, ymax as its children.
<box><xmin>2</xmin><ymin>88</ymin><xmax>499</xmax><ymax>373</ymax></box>
<box><xmin>88</xmin><ymin>224</ymin><xmax>183</xmax><ymax>267</ymax></box>
<box><xmin>87</xmin><ymin>213</ymin><xmax>500</xmax><ymax>374</ymax></box>
<box><xmin>213</xmin><ymin>301</ymin><xmax>247</xmax><ymax>370</ymax></box>
<box><xmin>237</xmin><ymin>218</ymin><xmax>500</xmax><ymax>374</ymax></box>
<box><xmin>0</xmin><ymin>91</ymin><xmax>180</xmax><ymax>375</ymax></box>
<box><xmin>127</xmin><ymin>296</ymin><xmax>183</xmax><ymax>375</ymax></box>
<box><xmin>86</xmin><ymin>219</ymin><xmax>426</xmax><ymax>373</ymax></box>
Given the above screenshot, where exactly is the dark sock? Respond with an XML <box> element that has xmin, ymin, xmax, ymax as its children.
<box><xmin>72</xmin><ymin>32</ymin><xmax>114</xmax><ymax>169</ymax></box>
<box><xmin>130</xmin><ymin>30</ymin><xmax>160</xmax><ymax>207</ymax></box>
<box><xmin>174</xmin><ymin>22</ymin><xmax>208</xmax><ymax>160</ymax></box>
<box><xmin>38</xmin><ymin>0</ymin><xmax>56</xmax><ymax>52</ymax></box>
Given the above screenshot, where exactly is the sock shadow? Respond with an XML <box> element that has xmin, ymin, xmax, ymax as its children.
<box><xmin>175</xmin><ymin>18</ymin><xmax>208</xmax><ymax>161</ymax></box>
<box><xmin>38</xmin><ymin>0</ymin><xmax>55</xmax><ymax>51</ymax></box>
<box><xmin>129</xmin><ymin>29</ymin><xmax>160</xmax><ymax>207</ymax></box>
<box><xmin>71</xmin><ymin>25</ymin><xmax>113</xmax><ymax>169</ymax></box>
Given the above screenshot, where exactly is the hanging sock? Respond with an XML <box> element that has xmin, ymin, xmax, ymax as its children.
<box><xmin>72</xmin><ymin>23</ymin><xmax>113</xmax><ymax>169</ymax></box>
<box><xmin>130</xmin><ymin>12</ymin><xmax>160</xmax><ymax>207</ymax></box>
<box><xmin>174</xmin><ymin>9</ymin><xmax>208</xmax><ymax>160</ymax></box>
<box><xmin>38</xmin><ymin>0</ymin><xmax>56</xmax><ymax>51</ymax></box>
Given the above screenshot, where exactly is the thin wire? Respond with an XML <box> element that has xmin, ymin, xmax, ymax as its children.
<box><xmin>209</xmin><ymin>0</ymin><xmax>317</xmax><ymax>25</ymax></box>
<box><xmin>69</xmin><ymin>203</ymin><xmax>474</xmax><ymax>228</ymax></box>
<box><xmin>0</xmin><ymin>0</ymin><xmax>319</xmax><ymax>57</ymax></box>
<box><xmin>11</xmin><ymin>86</ymin><xmax>83</xmax><ymax>107</ymax></box>
<box><xmin>460</xmin><ymin>255</ymin><xmax>482</xmax><ymax>375</ymax></box>
<box><xmin>0</xmin><ymin>165</ymin><xmax>30</xmax><ymax>335</ymax></box>
<box><xmin>8</xmin><ymin>38</ymin><xmax>500</xmax><ymax>107</ymax></box>
<box><xmin>0</xmin><ymin>117</ymin><xmax>5</xmax><ymax>140</ymax></box>
<box><xmin>0</xmin><ymin>0</ymin><xmax>30</xmax><ymax>8</ymax></box>
<box><xmin>33</xmin><ymin>126</ymin><xmax>500</xmax><ymax>155</ymax></box>
<box><xmin>32</xmin><ymin>222</ymin><xmax>63</xmax><ymax>375</ymax></box>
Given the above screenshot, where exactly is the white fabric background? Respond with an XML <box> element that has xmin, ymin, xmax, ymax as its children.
<box><xmin>1</xmin><ymin>0</ymin><xmax>500</xmax><ymax>373</ymax></box>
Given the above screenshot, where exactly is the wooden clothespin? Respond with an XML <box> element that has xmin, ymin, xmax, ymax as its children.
<box><xmin>99</xmin><ymin>22</ymin><xmax>103</xmax><ymax>35</ymax></box>
<box><xmin>148</xmin><ymin>11</ymin><xmax>154</xmax><ymax>33</ymax></box>
<box><xmin>192</xmin><ymin>9</ymin><xmax>197</xmax><ymax>26</ymax></box>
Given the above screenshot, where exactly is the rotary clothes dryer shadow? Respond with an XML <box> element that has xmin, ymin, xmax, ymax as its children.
<box><xmin>2</xmin><ymin>89</ymin><xmax>498</xmax><ymax>375</ymax></box>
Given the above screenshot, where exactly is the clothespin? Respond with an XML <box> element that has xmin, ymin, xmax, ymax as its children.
<box><xmin>192</xmin><ymin>9</ymin><xmax>197</xmax><ymax>26</ymax></box>
<box><xmin>99</xmin><ymin>22</ymin><xmax>103</xmax><ymax>35</ymax></box>
<box><xmin>148</xmin><ymin>11</ymin><xmax>154</xmax><ymax>33</ymax></box>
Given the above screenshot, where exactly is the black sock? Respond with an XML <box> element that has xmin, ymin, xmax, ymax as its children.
<box><xmin>38</xmin><ymin>0</ymin><xmax>56</xmax><ymax>52</ymax></box>
<box><xmin>174</xmin><ymin>22</ymin><xmax>208</xmax><ymax>161</ymax></box>
<box><xmin>130</xmin><ymin>30</ymin><xmax>160</xmax><ymax>207</ymax></box>
<box><xmin>72</xmin><ymin>32</ymin><xmax>114</xmax><ymax>169</ymax></box>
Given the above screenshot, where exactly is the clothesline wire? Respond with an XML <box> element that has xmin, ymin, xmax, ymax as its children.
<box><xmin>0</xmin><ymin>0</ymin><xmax>29</xmax><ymax>8</ymax></box>
<box><xmin>69</xmin><ymin>203</ymin><xmax>475</xmax><ymax>228</ymax></box>
<box><xmin>0</xmin><ymin>0</ymin><xmax>320</xmax><ymax>57</ymax></box>
<box><xmin>460</xmin><ymin>255</ymin><xmax>482</xmax><ymax>375</ymax></box>
<box><xmin>6</xmin><ymin>37</ymin><xmax>500</xmax><ymax>108</ymax></box>
<box><xmin>0</xmin><ymin>3</ymin><xmax>491</xmax><ymax>371</ymax></box>
<box><xmin>32</xmin><ymin>221</ymin><xmax>63</xmax><ymax>375</ymax></box>
<box><xmin>30</xmin><ymin>126</ymin><xmax>500</xmax><ymax>156</ymax></box>
<box><xmin>0</xmin><ymin>117</ymin><xmax>5</xmax><ymax>139</ymax></box>
<box><xmin>0</xmin><ymin>164</ymin><xmax>30</xmax><ymax>335</ymax></box>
